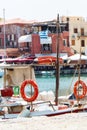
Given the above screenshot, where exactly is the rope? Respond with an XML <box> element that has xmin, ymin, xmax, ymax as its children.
<box><xmin>65</xmin><ymin>65</ymin><xmax>78</xmax><ymax>96</ymax></box>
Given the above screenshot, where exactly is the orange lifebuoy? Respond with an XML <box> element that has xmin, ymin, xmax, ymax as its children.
<box><xmin>20</xmin><ymin>80</ymin><xmax>38</xmax><ymax>102</ymax></box>
<box><xmin>73</xmin><ymin>80</ymin><xmax>87</xmax><ymax>99</ymax></box>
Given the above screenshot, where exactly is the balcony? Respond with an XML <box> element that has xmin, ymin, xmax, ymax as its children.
<box><xmin>77</xmin><ymin>32</ymin><xmax>87</xmax><ymax>37</ymax></box>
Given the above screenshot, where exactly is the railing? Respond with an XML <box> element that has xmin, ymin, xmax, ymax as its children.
<box><xmin>77</xmin><ymin>32</ymin><xmax>87</xmax><ymax>37</ymax></box>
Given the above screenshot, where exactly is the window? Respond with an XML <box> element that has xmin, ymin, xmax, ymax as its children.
<box><xmin>74</xmin><ymin>28</ymin><xmax>78</xmax><ymax>33</ymax></box>
<box><xmin>43</xmin><ymin>44</ymin><xmax>50</xmax><ymax>51</ymax></box>
<box><xmin>71</xmin><ymin>40</ymin><xmax>75</xmax><ymax>45</ymax></box>
<box><xmin>81</xmin><ymin>28</ymin><xmax>84</xmax><ymax>35</ymax></box>
<box><xmin>63</xmin><ymin>39</ymin><xmax>67</xmax><ymax>46</ymax></box>
<box><xmin>0</xmin><ymin>27</ymin><xmax>1</xmax><ymax>33</ymax></box>
<box><xmin>7</xmin><ymin>35</ymin><xmax>10</xmax><ymax>41</ymax></box>
<box><xmin>66</xmin><ymin>17</ymin><xmax>69</xmax><ymax>22</ymax></box>
<box><xmin>81</xmin><ymin>40</ymin><xmax>85</xmax><ymax>47</ymax></box>
<box><xmin>11</xmin><ymin>34</ymin><xmax>14</xmax><ymax>41</ymax></box>
<box><xmin>0</xmin><ymin>38</ymin><xmax>2</xmax><ymax>46</ymax></box>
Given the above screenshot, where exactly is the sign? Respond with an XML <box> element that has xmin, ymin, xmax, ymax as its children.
<box><xmin>39</xmin><ymin>30</ymin><xmax>52</xmax><ymax>44</ymax></box>
<box><xmin>40</xmin><ymin>37</ymin><xmax>52</xmax><ymax>44</ymax></box>
<box><xmin>39</xmin><ymin>31</ymin><xmax>48</xmax><ymax>39</ymax></box>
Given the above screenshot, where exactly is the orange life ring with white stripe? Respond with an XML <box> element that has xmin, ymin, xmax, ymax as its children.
<box><xmin>20</xmin><ymin>80</ymin><xmax>38</xmax><ymax>102</ymax></box>
<box><xmin>73</xmin><ymin>80</ymin><xmax>87</xmax><ymax>99</ymax></box>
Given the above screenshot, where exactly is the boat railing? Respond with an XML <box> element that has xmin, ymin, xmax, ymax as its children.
<box><xmin>28</xmin><ymin>100</ymin><xmax>56</xmax><ymax>111</ymax></box>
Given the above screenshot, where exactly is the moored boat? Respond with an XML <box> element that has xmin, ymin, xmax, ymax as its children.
<box><xmin>0</xmin><ymin>62</ymin><xmax>87</xmax><ymax>119</ymax></box>
<box><xmin>0</xmin><ymin>14</ymin><xmax>87</xmax><ymax>119</ymax></box>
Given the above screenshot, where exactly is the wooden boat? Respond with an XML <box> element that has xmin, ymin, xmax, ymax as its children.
<box><xmin>17</xmin><ymin>14</ymin><xmax>87</xmax><ymax>118</ymax></box>
<box><xmin>0</xmin><ymin>64</ymin><xmax>36</xmax><ymax>118</ymax></box>
<box><xmin>34</xmin><ymin>56</ymin><xmax>63</xmax><ymax>65</ymax></box>
<box><xmin>0</xmin><ymin>63</ymin><xmax>87</xmax><ymax>118</ymax></box>
<box><xmin>0</xmin><ymin>55</ymin><xmax>35</xmax><ymax>64</ymax></box>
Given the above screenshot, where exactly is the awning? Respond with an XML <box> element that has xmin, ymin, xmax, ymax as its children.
<box><xmin>18</xmin><ymin>35</ymin><xmax>32</xmax><ymax>43</ymax></box>
<box><xmin>68</xmin><ymin>54</ymin><xmax>87</xmax><ymax>60</ymax></box>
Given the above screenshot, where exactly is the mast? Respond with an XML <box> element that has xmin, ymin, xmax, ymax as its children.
<box><xmin>77</xmin><ymin>45</ymin><xmax>81</xmax><ymax>105</ymax></box>
<box><xmin>3</xmin><ymin>9</ymin><xmax>6</xmax><ymax>87</ymax></box>
<box><xmin>3</xmin><ymin>8</ymin><xmax>6</xmax><ymax>62</ymax></box>
<box><xmin>55</xmin><ymin>14</ymin><xmax>60</xmax><ymax>105</ymax></box>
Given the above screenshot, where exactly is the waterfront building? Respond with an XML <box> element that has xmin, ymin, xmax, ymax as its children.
<box><xmin>0</xmin><ymin>18</ymin><xmax>73</xmax><ymax>58</ymax></box>
<box><xmin>61</xmin><ymin>16</ymin><xmax>87</xmax><ymax>55</ymax></box>
<box><xmin>0</xmin><ymin>18</ymin><xmax>36</xmax><ymax>57</ymax></box>
<box><xmin>0</xmin><ymin>16</ymin><xmax>87</xmax><ymax>58</ymax></box>
<box><xmin>18</xmin><ymin>19</ymin><xmax>73</xmax><ymax>57</ymax></box>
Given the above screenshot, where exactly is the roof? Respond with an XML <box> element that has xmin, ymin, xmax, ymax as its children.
<box><xmin>0</xmin><ymin>18</ymin><xmax>37</xmax><ymax>25</ymax></box>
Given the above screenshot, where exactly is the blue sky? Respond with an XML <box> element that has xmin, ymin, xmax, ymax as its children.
<box><xmin>0</xmin><ymin>0</ymin><xmax>87</xmax><ymax>21</ymax></box>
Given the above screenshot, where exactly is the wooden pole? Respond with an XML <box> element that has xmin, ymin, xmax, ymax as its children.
<box><xmin>77</xmin><ymin>46</ymin><xmax>81</xmax><ymax>105</ymax></box>
<box><xmin>55</xmin><ymin>14</ymin><xmax>60</xmax><ymax>105</ymax></box>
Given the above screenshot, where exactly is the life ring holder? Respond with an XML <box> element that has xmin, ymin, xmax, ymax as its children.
<box><xmin>73</xmin><ymin>80</ymin><xmax>87</xmax><ymax>99</ymax></box>
<box><xmin>20</xmin><ymin>80</ymin><xmax>38</xmax><ymax>102</ymax></box>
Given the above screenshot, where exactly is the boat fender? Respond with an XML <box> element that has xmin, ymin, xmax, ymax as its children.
<box><xmin>20</xmin><ymin>80</ymin><xmax>39</xmax><ymax>102</ymax></box>
<box><xmin>1</xmin><ymin>87</ymin><xmax>13</xmax><ymax>97</ymax></box>
<box><xmin>73</xmin><ymin>80</ymin><xmax>87</xmax><ymax>99</ymax></box>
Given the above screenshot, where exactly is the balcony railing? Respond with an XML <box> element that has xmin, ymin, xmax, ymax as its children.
<box><xmin>77</xmin><ymin>32</ymin><xmax>87</xmax><ymax>37</ymax></box>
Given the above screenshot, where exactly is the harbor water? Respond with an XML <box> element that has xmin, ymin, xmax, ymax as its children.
<box><xmin>0</xmin><ymin>73</ymin><xmax>87</xmax><ymax>96</ymax></box>
<box><xmin>36</xmin><ymin>73</ymin><xmax>87</xmax><ymax>96</ymax></box>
